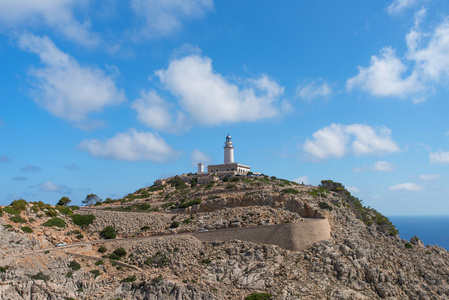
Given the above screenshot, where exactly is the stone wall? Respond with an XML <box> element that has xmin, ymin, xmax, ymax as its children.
<box><xmin>194</xmin><ymin>218</ymin><xmax>331</xmax><ymax>251</ymax></box>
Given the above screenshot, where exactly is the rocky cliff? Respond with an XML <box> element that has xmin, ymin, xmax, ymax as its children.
<box><xmin>0</xmin><ymin>175</ymin><xmax>448</xmax><ymax>299</ymax></box>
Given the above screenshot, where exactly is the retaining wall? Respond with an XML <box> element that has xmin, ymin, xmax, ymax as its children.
<box><xmin>194</xmin><ymin>218</ymin><xmax>330</xmax><ymax>251</ymax></box>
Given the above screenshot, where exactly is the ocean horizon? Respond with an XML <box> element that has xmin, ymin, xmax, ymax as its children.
<box><xmin>388</xmin><ymin>215</ymin><xmax>449</xmax><ymax>250</ymax></box>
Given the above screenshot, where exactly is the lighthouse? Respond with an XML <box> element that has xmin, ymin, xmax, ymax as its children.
<box><xmin>206</xmin><ymin>134</ymin><xmax>251</xmax><ymax>175</ymax></box>
<box><xmin>224</xmin><ymin>134</ymin><xmax>234</xmax><ymax>164</ymax></box>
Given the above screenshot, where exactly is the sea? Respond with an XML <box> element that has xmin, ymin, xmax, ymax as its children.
<box><xmin>388</xmin><ymin>215</ymin><xmax>449</xmax><ymax>250</ymax></box>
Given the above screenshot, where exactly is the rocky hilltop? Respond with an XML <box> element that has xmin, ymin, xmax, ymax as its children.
<box><xmin>0</xmin><ymin>175</ymin><xmax>448</xmax><ymax>299</ymax></box>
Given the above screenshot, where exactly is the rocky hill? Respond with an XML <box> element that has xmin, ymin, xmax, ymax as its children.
<box><xmin>0</xmin><ymin>175</ymin><xmax>448</xmax><ymax>299</ymax></box>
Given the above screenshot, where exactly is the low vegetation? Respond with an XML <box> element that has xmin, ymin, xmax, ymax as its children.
<box><xmin>145</xmin><ymin>251</ymin><xmax>171</xmax><ymax>268</ymax></box>
<box><xmin>21</xmin><ymin>226</ymin><xmax>33</xmax><ymax>233</ymax></box>
<box><xmin>100</xmin><ymin>226</ymin><xmax>116</xmax><ymax>239</ymax></box>
<box><xmin>43</xmin><ymin>217</ymin><xmax>66</xmax><ymax>228</ymax></box>
<box><xmin>72</xmin><ymin>214</ymin><xmax>96</xmax><ymax>229</ymax></box>
<box><xmin>245</xmin><ymin>293</ymin><xmax>273</xmax><ymax>300</ymax></box>
<box><xmin>320</xmin><ymin>180</ymin><xmax>398</xmax><ymax>235</ymax></box>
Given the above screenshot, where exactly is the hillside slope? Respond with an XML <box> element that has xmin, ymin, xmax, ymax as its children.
<box><xmin>0</xmin><ymin>175</ymin><xmax>448</xmax><ymax>299</ymax></box>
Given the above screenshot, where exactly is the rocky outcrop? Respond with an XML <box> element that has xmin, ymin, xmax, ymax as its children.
<box><xmin>1</xmin><ymin>177</ymin><xmax>448</xmax><ymax>299</ymax></box>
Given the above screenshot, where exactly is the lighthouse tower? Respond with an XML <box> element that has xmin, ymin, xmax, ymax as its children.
<box><xmin>224</xmin><ymin>134</ymin><xmax>234</xmax><ymax>164</ymax></box>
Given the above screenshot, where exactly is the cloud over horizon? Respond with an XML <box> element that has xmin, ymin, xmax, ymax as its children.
<box><xmin>303</xmin><ymin>124</ymin><xmax>400</xmax><ymax>160</ymax></box>
<box><xmin>18</xmin><ymin>34</ymin><xmax>125</xmax><ymax>127</ymax></box>
<box><xmin>0</xmin><ymin>0</ymin><xmax>99</xmax><ymax>47</ymax></box>
<box><xmin>388</xmin><ymin>182</ymin><xmax>423</xmax><ymax>191</ymax></box>
<box><xmin>131</xmin><ymin>0</ymin><xmax>213</xmax><ymax>38</ymax></box>
<box><xmin>134</xmin><ymin>53</ymin><xmax>287</xmax><ymax>132</ymax></box>
<box><xmin>78</xmin><ymin>129</ymin><xmax>180</xmax><ymax>162</ymax></box>
<box><xmin>347</xmin><ymin>12</ymin><xmax>449</xmax><ymax>102</ymax></box>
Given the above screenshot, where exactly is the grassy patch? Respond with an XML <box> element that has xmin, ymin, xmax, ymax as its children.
<box><xmin>71</xmin><ymin>214</ymin><xmax>96</xmax><ymax>229</ymax></box>
<box><xmin>43</xmin><ymin>217</ymin><xmax>66</xmax><ymax>228</ymax></box>
<box><xmin>9</xmin><ymin>216</ymin><xmax>27</xmax><ymax>223</ymax></box>
<box><xmin>21</xmin><ymin>226</ymin><xmax>33</xmax><ymax>233</ymax></box>
<box><xmin>281</xmin><ymin>188</ymin><xmax>299</xmax><ymax>195</ymax></box>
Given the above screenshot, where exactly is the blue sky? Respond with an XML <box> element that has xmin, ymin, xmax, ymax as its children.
<box><xmin>1</xmin><ymin>0</ymin><xmax>449</xmax><ymax>215</ymax></box>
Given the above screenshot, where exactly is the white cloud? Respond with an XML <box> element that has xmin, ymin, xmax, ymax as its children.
<box><xmin>19</xmin><ymin>34</ymin><xmax>125</xmax><ymax>125</ymax></box>
<box><xmin>430</xmin><ymin>151</ymin><xmax>449</xmax><ymax>164</ymax></box>
<box><xmin>407</xmin><ymin>18</ymin><xmax>449</xmax><ymax>82</ymax></box>
<box><xmin>131</xmin><ymin>0</ymin><xmax>213</xmax><ymax>38</ymax></box>
<box><xmin>39</xmin><ymin>181</ymin><xmax>70</xmax><ymax>193</ymax></box>
<box><xmin>296</xmin><ymin>80</ymin><xmax>332</xmax><ymax>101</ymax></box>
<box><xmin>132</xmin><ymin>90</ymin><xmax>187</xmax><ymax>132</ymax></box>
<box><xmin>0</xmin><ymin>0</ymin><xmax>98</xmax><ymax>47</ymax></box>
<box><xmin>346</xmin><ymin>47</ymin><xmax>421</xmax><ymax>98</ymax></box>
<box><xmin>353</xmin><ymin>166</ymin><xmax>367</xmax><ymax>173</ymax></box>
<box><xmin>153</xmin><ymin>54</ymin><xmax>286</xmax><ymax>129</ymax></box>
<box><xmin>388</xmin><ymin>183</ymin><xmax>423</xmax><ymax>191</ymax></box>
<box><xmin>419</xmin><ymin>174</ymin><xmax>442</xmax><ymax>181</ymax></box>
<box><xmin>303</xmin><ymin>124</ymin><xmax>400</xmax><ymax>160</ymax></box>
<box><xmin>293</xmin><ymin>175</ymin><xmax>309</xmax><ymax>185</ymax></box>
<box><xmin>387</xmin><ymin>0</ymin><xmax>418</xmax><ymax>15</ymax></box>
<box><xmin>348</xmin><ymin>15</ymin><xmax>449</xmax><ymax>102</ymax></box>
<box><xmin>347</xmin><ymin>186</ymin><xmax>360</xmax><ymax>194</ymax></box>
<box><xmin>372</xmin><ymin>161</ymin><xmax>395</xmax><ymax>172</ymax></box>
<box><xmin>78</xmin><ymin>129</ymin><xmax>180</xmax><ymax>162</ymax></box>
<box><xmin>190</xmin><ymin>149</ymin><xmax>211</xmax><ymax>166</ymax></box>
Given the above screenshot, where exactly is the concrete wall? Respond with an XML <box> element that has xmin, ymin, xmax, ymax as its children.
<box><xmin>194</xmin><ymin>218</ymin><xmax>330</xmax><ymax>251</ymax></box>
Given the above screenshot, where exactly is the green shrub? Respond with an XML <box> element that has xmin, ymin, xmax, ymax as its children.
<box><xmin>182</xmin><ymin>218</ymin><xmax>191</xmax><ymax>224</ymax></box>
<box><xmin>4</xmin><ymin>206</ymin><xmax>21</xmax><ymax>215</ymax></box>
<box><xmin>45</xmin><ymin>209</ymin><xmax>57</xmax><ymax>217</ymax></box>
<box><xmin>141</xmin><ymin>225</ymin><xmax>151</xmax><ymax>231</ymax></box>
<box><xmin>98</xmin><ymin>246</ymin><xmax>107</xmax><ymax>253</ymax></box>
<box><xmin>145</xmin><ymin>251</ymin><xmax>171</xmax><ymax>268</ymax></box>
<box><xmin>9</xmin><ymin>216</ymin><xmax>27</xmax><ymax>223</ymax></box>
<box><xmin>318</xmin><ymin>202</ymin><xmax>333</xmax><ymax>211</ymax></box>
<box><xmin>30</xmin><ymin>205</ymin><xmax>40</xmax><ymax>213</ymax></box>
<box><xmin>0</xmin><ymin>266</ymin><xmax>8</xmax><ymax>273</ymax></box>
<box><xmin>161</xmin><ymin>201</ymin><xmax>176</xmax><ymax>208</ymax></box>
<box><xmin>56</xmin><ymin>196</ymin><xmax>71</xmax><ymax>206</ymax></box>
<box><xmin>100</xmin><ymin>226</ymin><xmax>116</xmax><ymax>239</ymax></box>
<box><xmin>76</xmin><ymin>234</ymin><xmax>84</xmax><ymax>239</ymax></box>
<box><xmin>72</xmin><ymin>214</ymin><xmax>96</xmax><ymax>229</ymax></box>
<box><xmin>108</xmin><ymin>253</ymin><xmax>120</xmax><ymax>260</ymax></box>
<box><xmin>112</xmin><ymin>247</ymin><xmax>127</xmax><ymax>258</ymax></box>
<box><xmin>21</xmin><ymin>226</ymin><xmax>33</xmax><ymax>233</ymax></box>
<box><xmin>121</xmin><ymin>275</ymin><xmax>136</xmax><ymax>283</ymax></box>
<box><xmin>29</xmin><ymin>272</ymin><xmax>50</xmax><ymax>281</ymax></box>
<box><xmin>148</xmin><ymin>185</ymin><xmax>165</xmax><ymax>192</ymax></box>
<box><xmin>68</xmin><ymin>261</ymin><xmax>81</xmax><ymax>271</ymax></box>
<box><xmin>90</xmin><ymin>270</ymin><xmax>101</xmax><ymax>278</ymax></box>
<box><xmin>245</xmin><ymin>293</ymin><xmax>273</xmax><ymax>300</ymax></box>
<box><xmin>55</xmin><ymin>205</ymin><xmax>73</xmax><ymax>215</ymax></box>
<box><xmin>178</xmin><ymin>199</ymin><xmax>201</xmax><ymax>208</ymax></box>
<box><xmin>168</xmin><ymin>176</ymin><xmax>187</xmax><ymax>190</ymax></box>
<box><xmin>66</xmin><ymin>271</ymin><xmax>73</xmax><ymax>278</ymax></box>
<box><xmin>95</xmin><ymin>260</ymin><xmax>104</xmax><ymax>266</ymax></box>
<box><xmin>169</xmin><ymin>221</ymin><xmax>179</xmax><ymax>228</ymax></box>
<box><xmin>405</xmin><ymin>243</ymin><xmax>413</xmax><ymax>249</ymax></box>
<box><xmin>281</xmin><ymin>188</ymin><xmax>299</xmax><ymax>195</ymax></box>
<box><xmin>70</xmin><ymin>205</ymin><xmax>79</xmax><ymax>211</ymax></box>
<box><xmin>0</xmin><ymin>206</ymin><xmax>3</xmax><ymax>217</ymax></box>
<box><xmin>10</xmin><ymin>199</ymin><xmax>28</xmax><ymax>211</ymax></box>
<box><xmin>201</xmin><ymin>258</ymin><xmax>211</xmax><ymax>265</ymax></box>
<box><xmin>43</xmin><ymin>217</ymin><xmax>66</xmax><ymax>228</ymax></box>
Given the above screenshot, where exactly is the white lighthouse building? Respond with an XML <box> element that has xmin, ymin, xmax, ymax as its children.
<box><xmin>224</xmin><ymin>134</ymin><xmax>234</xmax><ymax>164</ymax></box>
<box><xmin>207</xmin><ymin>134</ymin><xmax>251</xmax><ymax>175</ymax></box>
